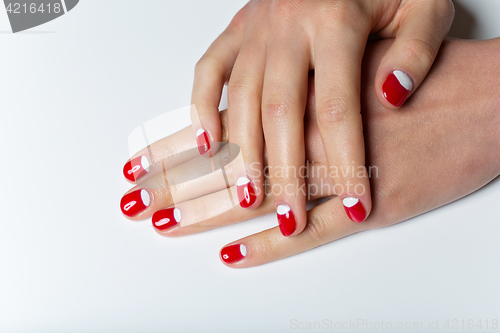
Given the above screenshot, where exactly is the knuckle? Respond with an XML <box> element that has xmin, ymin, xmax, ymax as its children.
<box><xmin>194</xmin><ymin>54</ymin><xmax>219</xmax><ymax>77</ymax></box>
<box><xmin>227</xmin><ymin>79</ymin><xmax>258</xmax><ymax>103</ymax></box>
<box><xmin>271</xmin><ymin>0</ymin><xmax>302</xmax><ymax>18</ymax></box>
<box><xmin>262</xmin><ymin>102</ymin><xmax>292</xmax><ymax>120</ymax></box>
<box><xmin>317</xmin><ymin>1</ymin><xmax>363</xmax><ymax>28</ymax></box>
<box><xmin>228</xmin><ymin>6</ymin><xmax>247</xmax><ymax>32</ymax></box>
<box><xmin>254</xmin><ymin>235</ymin><xmax>278</xmax><ymax>262</ymax></box>
<box><xmin>403</xmin><ymin>37</ymin><xmax>436</xmax><ymax>66</ymax></box>
<box><xmin>305</xmin><ymin>212</ymin><xmax>333</xmax><ymax>244</ymax></box>
<box><xmin>317</xmin><ymin>98</ymin><xmax>349</xmax><ymax>126</ymax></box>
<box><xmin>269</xmin><ymin>170</ymin><xmax>299</xmax><ymax>192</ymax></box>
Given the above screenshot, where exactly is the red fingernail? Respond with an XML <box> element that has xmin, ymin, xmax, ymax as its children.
<box><xmin>237</xmin><ymin>177</ymin><xmax>256</xmax><ymax>208</ymax></box>
<box><xmin>152</xmin><ymin>208</ymin><xmax>181</xmax><ymax>231</ymax></box>
<box><xmin>123</xmin><ymin>155</ymin><xmax>150</xmax><ymax>182</ymax></box>
<box><xmin>277</xmin><ymin>204</ymin><xmax>296</xmax><ymax>237</ymax></box>
<box><xmin>120</xmin><ymin>189</ymin><xmax>151</xmax><ymax>217</ymax></box>
<box><xmin>342</xmin><ymin>197</ymin><xmax>366</xmax><ymax>223</ymax></box>
<box><xmin>382</xmin><ymin>70</ymin><xmax>413</xmax><ymax>107</ymax></box>
<box><xmin>221</xmin><ymin>244</ymin><xmax>247</xmax><ymax>264</ymax></box>
<box><xmin>196</xmin><ymin>129</ymin><xmax>211</xmax><ymax>155</ymax></box>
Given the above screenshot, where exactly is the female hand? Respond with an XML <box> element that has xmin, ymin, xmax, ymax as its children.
<box><xmin>188</xmin><ymin>0</ymin><xmax>455</xmax><ymax>237</ymax></box>
<box><xmin>120</xmin><ymin>38</ymin><xmax>500</xmax><ymax>267</ymax></box>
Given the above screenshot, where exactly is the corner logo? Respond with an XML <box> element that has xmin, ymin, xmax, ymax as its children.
<box><xmin>3</xmin><ymin>0</ymin><xmax>78</xmax><ymax>33</ymax></box>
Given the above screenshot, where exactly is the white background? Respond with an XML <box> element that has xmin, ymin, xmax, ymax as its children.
<box><xmin>0</xmin><ymin>1</ymin><xmax>499</xmax><ymax>332</ymax></box>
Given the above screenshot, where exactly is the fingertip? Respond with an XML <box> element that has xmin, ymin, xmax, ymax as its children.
<box><xmin>120</xmin><ymin>188</ymin><xmax>152</xmax><ymax>219</ymax></box>
<box><xmin>195</xmin><ymin>128</ymin><xmax>212</xmax><ymax>156</ymax></box>
<box><xmin>276</xmin><ymin>204</ymin><xmax>296</xmax><ymax>237</ymax></box>
<box><xmin>152</xmin><ymin>208</ymin><xmax>181</xmax><ymax>232</ymax></box>
<box><xmin>380</xmin><ymin>69</ymin><xmax>414</xmax><ymax>108</ymax></box>
<box><xmin>337</xmin><ymin>175</ymin><xmax>372</xmax><ymax>224</ymax></box>
<box><xmin>123</xmin><ymin>155</ymin><xmax>151</xmax><ymax>183</ymax></box>
<box><xmin>341</xmin><ymin>197</ymin><xmax>368</xmax><ymax>223</ymax></box>
<box><xmin>237</xmin><ymin>176</ymin><xmax>264</xmax><ymax>209</ymax></box>
<box><xmin>220</xmin><ymin>243</ymin><xmax>248</xmax><ymax>266</ymax></box>
<box><xmin>276</xmin><ymin>204</ymin><xmax>309</xmax><ymax>237</ymax></box>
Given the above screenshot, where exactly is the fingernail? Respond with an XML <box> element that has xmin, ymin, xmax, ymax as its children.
<box><xmin>120</xmin><ymin>189</ymin><xmax>151</xmax><ymax>217</ymax></box>
<box><xmin>196</xmin><ymin>129</ymin><xmax>210</xmax><ymax>155</ymax></box>
<box><xmin>277</xmin><ymin>204</ymin><xmax>296</xmax><ymax>237</ymax></box>
<box><xmin>152</xmin><ymin>208</ymin><xmax>181</xmax><ymax>231</ymax></box>
<box><xmin>237</xmin><ymin>176</ymin><xmax>256</xmax><ymax>208</ymax></box>
<box><xmin>342</xmin><ymin>197</ymin><xmax>366</xmax><ymax>223</ymax></box>
<box><xmin>382</xmin><ymin>70</ymin><xmax>413</xmax><ymax>107</ymax></box>
<box><xmin>123</xmin><ymin>155</ymin><xmax>150</xmax><ymax>182</ymax></box>
<box><xmin>221</xmin><ymin>244</ymin><xmax>247</xmax><ymax>264</ymax></box>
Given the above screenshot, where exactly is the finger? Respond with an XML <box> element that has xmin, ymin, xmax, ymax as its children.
<box><xmin>219</xmin><ymin>197</ymin><xmax>368</xmax><ymax>267</ymax></box>
<box><xmin>261</xmin><ymin>41</ymin><xmax>310</xmax><ymax>237</ymax></box>
<box><xmin>191</xmin><ymin>22</ymin><xmax>243</xmax><ymax>156</ymax></box>
<box><xmin>376</xmin><ymin>0</ymin><xmax>455</xmax><ymax>108</ymax></box>
<box><xmin>227</xmin><ymin>37</ymin><xmax>266</xmax><ymax>210</ymax></box>
<box><xmin>314</xmin><ymin>25</ymin><xmax>372</xmax><ymax>223</ymax></box>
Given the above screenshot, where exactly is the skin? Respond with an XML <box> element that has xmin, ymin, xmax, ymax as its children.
<box><xmin>122</xmin><ymin>38</ymin><xmax>500</xmax><ymax>267</ymax></box>
<box><xmin>190</xmin><ymin>0</ymin><xmax>455</xmax><ymax>234</ymax></box>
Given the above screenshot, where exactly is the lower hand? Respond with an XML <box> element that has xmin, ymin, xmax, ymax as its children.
<box><xmin>120</xmin><ymin>38</ymin><xmax>500</xmax><ymax>267</ymax></box>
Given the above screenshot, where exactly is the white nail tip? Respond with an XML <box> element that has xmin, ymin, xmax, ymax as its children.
<box><xmin>141</xmin><ymin>189</ymin><xmax>150</xmax><ymax>207</ymax></box>
<box><xmin>196</xmin><ymin>128</ymin><xmax>205</xmax><ymax>137</ymax></box>
<box><xmin>141</xmin><ymin>155</ymin><xmax>150</xmax><ymax>172</ymax></box>
<box><xmin>240</xmin><ymin>244</ymin><xmax>247</xmax><ymax>257</ymax></box>
<box><xmin>155</xmin><ymin>218</ymin><xmax>170</xmax><ymax>227</ymax></box>
<box><xmin>236</xmin><ymin>176</ymin><xmax>251</xmax><ymax>186</ymax></box>
<box><xmin>342</xmin><ymin>197</ymin><xmax>359</xmax><ymax>208</ymax></box>
<box><xmin>173</xmin><ymin>208</ymin><xmax>181</xmax><ymax>222</ymax></box>
<box><xmin>277</xmin><ymin>204</ymin><xmax>291</xmax><ymax>215</ymax></box>
<box><xmin>393</xmin><ymin>70</ymin><xmax>413</xmax><ymax>91</ymax></box>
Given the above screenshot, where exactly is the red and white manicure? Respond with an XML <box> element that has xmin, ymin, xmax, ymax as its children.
<box><xmin>342</xmin><ymin>197</ymin><xmax>366</xmax><ymax>223</ymax></box>
<box><xmin>123</xmin><ymin>155</ymin><xmax>150</xmax><ymax>182</ymax></box>
<box><xmin>196</xmin><ymin>129</ymin><xmax>210</xmax><ymax>155</ymax></box>
<box><xmin>382</xmin><ymin>70</ymin><xmax>413</xmax><ymax>107</ymax></box>
<box><xmin>237</xmin><ymin>176</ymin><xmax>256</xmax><ymax>208</ymax></box>
<box><xmin>152</xmin><ymin>208</ymin><xmax>181</xmax><ymax>231</ymax></box>
<box><xmin>220</xmin><ymin>244</ymin><xmax>247</xmax><ymax>264</ymax></box>
<box><xmin>120</xmin><ymin>189</ymin><xmax>151</xmax><ymax>217</ymax></box>
<box><xmin>277</xmin><ymin>204</ymin><xmax>296</xmax><ymax>237</ymax></box>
